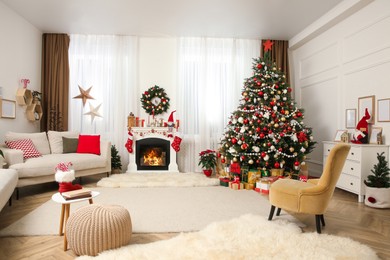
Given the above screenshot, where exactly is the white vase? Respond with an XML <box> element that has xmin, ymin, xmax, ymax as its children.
<box><xmin>364</xmin><ymin>186</ymin><xmax>390</xmax><ymax>208</ymax></box>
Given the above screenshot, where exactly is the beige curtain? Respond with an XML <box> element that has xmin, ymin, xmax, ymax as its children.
<box><xmin>41</xmin><ymin>34</ymin><xmax>70</xmax><ymax>131</ymax></box>
<box><xmin>261</xmin><ymin>40</ymin><xmax>290</xmax><ymax>84</ymax></box>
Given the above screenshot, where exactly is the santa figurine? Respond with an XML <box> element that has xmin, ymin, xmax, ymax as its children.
<box><xmin>352</xmin><ymin>108</ymin><xmax>371</xmax><ymax>144</ymax></box>
<box><xmin>54</xmin><ymin>162</ymin><xmax>82</xmax><ymax>193</ymax></box>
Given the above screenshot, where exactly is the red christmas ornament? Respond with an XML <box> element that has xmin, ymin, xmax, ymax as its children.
<box><xmin>278</xmin><ymin>148</ymin><xmax>283</xmax><ymax>152</ymax></box>
<box><xmin>256</xmin><ymin>127</ymin><xmax>261</xmax><ymax>133</ymax></box>
<box><xmin>267</xmin><ymin>142</ymin><xmax>272</xmax><ymax>147</ymax></box>
<box><xmin>294</xmin><ymin>161</ymin><xmax>300</xmax><ymax>166</ymax></box>
<box><xmin>288</xmin><ymin>87</ymin><xmax>292</xmax><ymax>93</ymax></box>
<box><xmin>221</xmin><ymin>158</ymin><xmax>226</xmax><ymax>164</ymax></box>
<box><xmin>274</xmin><ymin>162</ymin><xmax>280</xmax><ymax>168</ymax></box>
<box><xmin>257</xmin><ymin>82</ymin><xmax>261</xmax><ymax>86</ymax></box>
<box><xmin>241</xmin><ymin>143</ymin><xmax>248</xmax><ymax>150</ymax></box>
<box><xmin>270</xmin><ymin>101</ymin><xmax>275</xmax><ymax>106</ymax></box>
<box><xmin>275</xmin><ymin>85</ymin><xmax>279</xmax><ymax>89</ymax></box>
<box><xmin>258</xmin><ymin>91</ymin><xmax>264</xmax><ymax>96</ymax></box>
<box><xmin>259</xmin><ymin>133</ymin><xmax>265</xmax><ymax>139</ymax></box>
<box><xmin>257</xmin><ymin>64</ymin><xmax>263</xmax><ymax>69</ymax></box>
<box><xmin>243</xmin><ymin>119</ymin><xmax>249</xmax><ymax>124</ymax></box>
<box><xmin>231</xmin><ymin>138</ymin><xmax>237</xmax><ymax>144</ymax></box>
<box><xmin>261</xmin><ymin>152</ymin><xmax>266</xmax><ymax>158</ymax></box>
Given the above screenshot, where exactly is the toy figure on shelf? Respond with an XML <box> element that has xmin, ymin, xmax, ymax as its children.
<box><xmin>352</xmin><ymin>108</ymin><xmax>371</xmax><ymax>144</ymax></box>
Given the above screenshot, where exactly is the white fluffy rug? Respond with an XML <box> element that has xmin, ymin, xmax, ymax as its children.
<box><xmin>77</xmin><ymin>214</ymin><xmax>378</xmax><ymax>260</ymax></box>
<box><xmin>97</xmin><ymin>172</ymin><xmax>220</xmax><ymax>188</ymax></box>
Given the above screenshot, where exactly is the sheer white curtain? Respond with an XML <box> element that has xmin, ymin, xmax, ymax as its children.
<box><xmin>177</xmin><ymin>37</ymin><xmax>260</xmax><ymax>172</ymax></box>
<box><xmin>68</xmin><ymin>35</ymin><xmax>138</xmax><ymax>168</ymax></box>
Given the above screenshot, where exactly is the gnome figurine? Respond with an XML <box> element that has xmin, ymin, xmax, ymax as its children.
<box><xmin>352</xmin><ymin>108</ymin><xmax>371</xmax><ymax>144</ymax></box>
<box><xmin>54</xmin><ymin>162</ymin><xmax>82</xmax><ymax>193</ymax></box>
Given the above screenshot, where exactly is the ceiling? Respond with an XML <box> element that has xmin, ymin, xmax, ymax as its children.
<box><xmin>1</xmin><ymin>0</ymin><xmax>344</xmax><ymax>39</ymax></box>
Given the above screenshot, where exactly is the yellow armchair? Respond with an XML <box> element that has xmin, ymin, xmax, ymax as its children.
<box><xmin>268</xmin><ymin>143</ymin><xmax>351</xmax><ymax>233</ymax></box>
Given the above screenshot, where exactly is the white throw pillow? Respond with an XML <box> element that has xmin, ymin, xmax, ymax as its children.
<box><xmin>47</xmin><ymin>131</ymin><xmax>79</xmax><ymax>154</ymax></box>
<box><xmin>5</xmin><ymin>132</ymin><xmax>50</xmax><ymax>155</ymax></box>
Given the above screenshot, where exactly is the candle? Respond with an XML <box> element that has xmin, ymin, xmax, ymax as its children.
<box><xmin>176</xmin><ymin>120</ymin><xmax>180</xmax><ymax>129</ymax></box>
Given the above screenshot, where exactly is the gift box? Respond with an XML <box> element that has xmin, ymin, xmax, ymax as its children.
<box><xmin>229</xmin><ymin>181</ymin><xmax>244</xmax><ymax>190</ymax></box>
<box><xmin>247</xmin><ymin>169</ymin><xmax>260</xmax><ymax>184</ymax></box>
<box><xmin>260</xmin><ymin>180</ymin><xmax>271</xmax><ymax>194</ymax></box>
<box><xmin>254</xmin><ymin>187</ymin><xmax>261</xmax><ymax>193</ymax></box>
<box><xmin>271</xmin><ymin>168</ymin><xmax>284</xmax><ymax>177</ymax></box>
<box><xmin>241</xmin><ymin>166</ymin><xmax>249</xmax><ymax>183</ymax></box>
<box><xmin>244</xmin><ymin>182</ymin><xmax>254</xmax><ymax>190</ymax></box>
<box><xmin>219</xmin><ymin>178</ymin><xmax>230</xmax><ymax>187</ymax></box>
<box><xmin>230</xmin><ymin>162</ymin><xmax>241</xmax><ymax>174</ymax></box>
<box><xmin>260</xmin><ymin>169</ymin><xmax>270</xmax><ymax>177</ymax></box>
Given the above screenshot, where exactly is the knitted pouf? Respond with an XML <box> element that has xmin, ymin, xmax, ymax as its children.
<box><xmin>66</xmin><ymin>204</ymin><xmax>132</xmax><ymax>256</ymax></box>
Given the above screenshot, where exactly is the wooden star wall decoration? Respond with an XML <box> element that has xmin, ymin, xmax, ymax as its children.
<box><xmin>84</xmin><ymin>103</ymin><xmax>103</xmax><ymax>122</ymax></box>
<box><xmin>73</xmin><ymin>85</ymin><xmax>94</xmax><ymax>106</ymax></box>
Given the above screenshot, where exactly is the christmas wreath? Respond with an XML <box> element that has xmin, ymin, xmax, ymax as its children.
<box><xmin>140</xmin><ymin>85</ymin><xmax>170</xmax><ymax>116</ymax></box>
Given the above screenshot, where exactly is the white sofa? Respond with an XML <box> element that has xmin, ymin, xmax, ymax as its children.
<box><xmin>1</xmin><ymin>131</ymin><xmax>111</xmax><ymax>191</ymax></box>
<box><xmin>0</xmin><ymin>169</ymin><xmax>18</xmax><ymax>211</ymax></box>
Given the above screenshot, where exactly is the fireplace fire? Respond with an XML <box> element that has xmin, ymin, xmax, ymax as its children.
<box><xmin>141</xmin><ymin>148</ymin><xmax>166</xmax><ymax>166</ymax></box>
<box><xmin>136</xmin><ymin>137</ymin><xmax>170</xmax><ymax>171</ymax></box>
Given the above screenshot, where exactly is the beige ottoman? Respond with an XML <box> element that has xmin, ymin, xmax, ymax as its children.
<box><xmin>66</xmin><ymin>204</ymin><xmax>132</xmax><ymax>256</ymax></box>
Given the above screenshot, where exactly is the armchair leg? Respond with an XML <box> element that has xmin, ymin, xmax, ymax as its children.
<box><xmin>276</xmin><ymin>208</ymin><xmax>281</xmax><ymax>216</ymax></box>
<box><xmin>320</xmin><ymin>214</ymin><xmax>325</xmax><ymax>227</ymax></box>
<box><xmin>315</xmin><ymin>215</ymin><xmax>322</xmax><ymax>234</ymax></box>
<box><xmin>268</xmin><ymin>205</ymin><xmax>276</xmax><ymax>221</ymax></box>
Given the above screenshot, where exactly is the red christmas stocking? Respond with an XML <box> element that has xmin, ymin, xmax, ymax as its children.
<box><xmin>125</xmin><ymin>132</ymin><xmax>134</xmax><ymax>153</ymax></box>
<box><xmin>171</xmin><ymin>136</ymin><xmax>182</xmax><ymax>152</ymax></box>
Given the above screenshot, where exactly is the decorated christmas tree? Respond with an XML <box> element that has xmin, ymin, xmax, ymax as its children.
<box><xmin>220</xmin><ymin>40</ymin><xmax>315</xmax><ymax>175</ymax></box>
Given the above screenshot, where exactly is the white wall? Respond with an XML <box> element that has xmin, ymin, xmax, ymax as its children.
<box><xmin>0</xmin><ymin>2</ymin><xmax>42</xmax><ymax>143</ymax></box>
<box><xmin>137</xmin><ymin>37</ymin><xmax>177</xmax><ymax>124</ymax></box>
<box><xmin>290</xmin><ymin>0</ymin><xmax>390</xmax><ymax>176</ymax></box>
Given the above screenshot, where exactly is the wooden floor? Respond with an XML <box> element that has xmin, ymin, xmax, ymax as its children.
<box><xmin>0</xmin><ymin>174</ymin><xmax>389</xmax><ymax>260</ymax></box>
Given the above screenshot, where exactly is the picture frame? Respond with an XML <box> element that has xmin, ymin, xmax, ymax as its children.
<box><xmin>358</xmin><ymin>95</ymin><xmax>375</xmax><ymax>123</ymax></box>
<box><xmin>369</xmin><ymin>127</ymin><xmax>382</xmax><ymax>144</ymax></box>
<box><xmin>0</xmin><ymin>99</ymin><xmax>16</xmax><ymax>119</ymax></box>
<box><xmin>377</xmin><ymin>98</ymin><xmax>390</xmax><ymax>122</ymax></box>
<box><xmin>345</xmin><ymin>109</ymin><xmax>356</xmax><ymax>128</ymax></box>
<box><xmin>334</xmin><ymin>130</ymin><xmax>347</xmax><ymax>142</ymax></box>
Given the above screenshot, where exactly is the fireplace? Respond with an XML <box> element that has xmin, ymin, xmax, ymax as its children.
<box><xmin>127</xmin><ymin>127</ymin><xmax>179</xmax><ymax>173</ymax></box>
<box><xmin>136</xmin><ymin>138</ymin><xmax>170</xmax><ymax>171</ymax></box>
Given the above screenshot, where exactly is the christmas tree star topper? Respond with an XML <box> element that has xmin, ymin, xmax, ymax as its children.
<box><xmin>73</xmin><ymin>85</ymin><xmax>95</xmax><ymax>106</ymax></box>
<box><xmin>263</xmin><ymin>39</ymin><xmax>274</xmax><ymax>52</ymax></box>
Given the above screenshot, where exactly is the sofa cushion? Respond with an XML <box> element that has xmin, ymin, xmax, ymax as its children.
<box><xmin>48</xmin><ymin>131</ymin><xmax>79</xmax><ymax>154</ymax></box>
<box><xmin>77</xmin><ymin>135</ymin><xmax>101</xmax><ymax>155</ymax></box>
<box><xmin>6</xmin><ymin>132</ymin><xmax>50</xmax><ymax>155</ymax></box>
<box><xmin>63</xmin><ymin>137</ymin><xmax>79</xmax><ymax>153</ymax></box>
<box><xmin>5</xmin><ymin>139</ymin><xmax>42</xmax><ymax>159</ymax></box>
<box><xmin>10</xmin><ymin>153</ymin><xmax>107</xmax><ymax>178</ymax></box>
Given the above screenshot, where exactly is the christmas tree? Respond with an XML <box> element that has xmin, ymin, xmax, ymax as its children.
<box><xmin>364</xmin><ymin>152</ymin><xmax>390</xmax><ymax>188</ymax></box>
<box><xmin>220</xmin><ymin>40</ymin><xmax>315</xmax><ymax>174</ymax></box>
<box><xmin>111</xmin><ymin>145</ymin><xmax>122</xmax><ymax>171</ymax></box>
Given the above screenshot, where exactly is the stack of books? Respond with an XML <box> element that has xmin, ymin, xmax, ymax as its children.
<box><xmin>61</xmin><ymin>188</ymin><xmax>92</xmax><ymax>200</ymax></box>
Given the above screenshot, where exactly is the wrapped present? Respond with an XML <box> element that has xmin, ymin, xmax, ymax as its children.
<box><xmin>247</xmin><ymin>169</ymin><xmax>260</xmax><ymax>184</ymax></box>
<box><xmin>271</xmin><ymin>168</ymin><xmax>285</xmax><ymax>177</ymax></box>
<box><xmin>229</xmin><ymin>182</ymin><xmax>244</xmax><ymax>190</ymax></box>
<box><xmin>244</xmin><ymin>182</ymin><xmax>255</xmax><ymax>190</ymax></box>
<box><xmin>127</xmin><ymin>112</ymin><xmax>136</xmax><ymax>129</ymax></box>
<box><xmin>254</xmin><ymin>187</ymin><xmax>261</xmax><ymax>193</ymax></box>
<box><xmin>241</xmin><ymin>166</ymin><xmax>249</xmax><ymax>183</ymax></box>
<box><xmin>219</xmin><ymin>178</ymin><xmax>230</xmax><ymax>187</ymax></box>
<box><xmin>260</xmin><ymin>169</ymin><xmax>270</xmax><ymax>177</ymax></box>
<box><xmin>260</xmin><ymin>180</ymin><xmax>271</xmax><ymax>194</ymax></box>
<box><xmin>230</xmin><ymin>162</ymin><xmax>241</xmax><ymax>174</ymax></box>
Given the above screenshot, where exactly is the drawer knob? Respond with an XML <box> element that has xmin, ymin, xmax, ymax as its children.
<box><xmin>350</xmin><ymin>168</ymin><xmax>354</xmax><ymax>171</ymax></box>
<box><xmin>350</xmin><ymin>183</ymin><xmax>353</xmax><ymax>186</ymax></box>
<box><xmin>328</xmin><ymin>149</ymin><xmax>330</xmax><ymax>152</ymax></box>
<box><xmin>351</xmin><ymin>152</ymin><xmax>354</xmax><ymax>155</ymax></box>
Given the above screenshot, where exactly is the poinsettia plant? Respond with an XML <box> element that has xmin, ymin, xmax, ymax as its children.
<box><xmin>198</xmin><ymin>149</ymin><xmax>217</xmax><ymax>170</ymax></box>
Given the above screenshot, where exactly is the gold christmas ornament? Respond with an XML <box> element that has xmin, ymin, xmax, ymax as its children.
<box><xmin>289</xmin><ymin>147</ymin><xmax>295</xmax><ymax>152</ymax></box>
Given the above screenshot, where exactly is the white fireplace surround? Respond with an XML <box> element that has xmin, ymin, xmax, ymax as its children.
<box><xmin>127</xmin><ymin>127</ymin><xmax>179</xmax><ymax>173</ymax></box>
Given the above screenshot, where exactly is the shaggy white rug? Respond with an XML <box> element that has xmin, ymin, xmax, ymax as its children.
<box><xmin>77</xmin><ymin>214</ymin><xmax>378</xmax><ymax>260</ymax></box>
<box><xmin>97</xmin><ymin>172</ymin><xmax>220</xmax><ymax>188</ymax></box>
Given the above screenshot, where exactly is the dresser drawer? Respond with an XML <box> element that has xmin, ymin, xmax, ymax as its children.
<box><xmin>342</xmin><ymin>160</ymin><xmax>361</xmax><ymax>177</ymax></box>
<box><xmin>337</xmin><ymin>173</ymin><xmax>359</xmax><ymax>193</ymax></box>
<box><xmin>323</xmin><ymin>143</ymin><xmax>333</xmax><ymax>157</ymax></box>
<box><xmin>347</xmin><ymin>147</ymin><xmax>361</xmax><ymax>161</ymax></box>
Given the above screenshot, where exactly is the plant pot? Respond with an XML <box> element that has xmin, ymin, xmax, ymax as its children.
<box><xmin>203</xmin><ymin>169</ymin><xmax>212</xmax><ymax>177</ymax></box>
<box><xmin>365</xmin><ymin>186</ymin><xmax>390</xmax><ymax>208</ymax></box>
<box><xmin>111</xmin><ymin>168</ymin><xmax>122</xmax><ymax>175</ymax></box>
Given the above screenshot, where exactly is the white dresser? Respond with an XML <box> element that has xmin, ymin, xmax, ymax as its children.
<box><xmin>323</xmin><ymin>141</ymin><xmax>389</xmax><ymax>202</ymax></box>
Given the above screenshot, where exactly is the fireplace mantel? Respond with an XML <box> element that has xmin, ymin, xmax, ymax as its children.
<box><xmin>126</xmin><ymin>127</ymin><xmax>179</xmax><ymax>173</ymax></box>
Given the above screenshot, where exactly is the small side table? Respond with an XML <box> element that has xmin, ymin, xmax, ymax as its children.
<box><xmin>51</xmin><ymin>191</ymin><xmax>100</xmax><ymax>251</ymax></box>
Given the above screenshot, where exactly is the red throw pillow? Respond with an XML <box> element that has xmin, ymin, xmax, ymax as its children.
<box><xmin>76</xmin><ymin>135</ymin><xmax>101</xmax><ymax>155</ymax></box>
<box><xmin>5</xmin><ymin>139</ymin><xmax>42</xmax><ymax>159</ymax></box>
